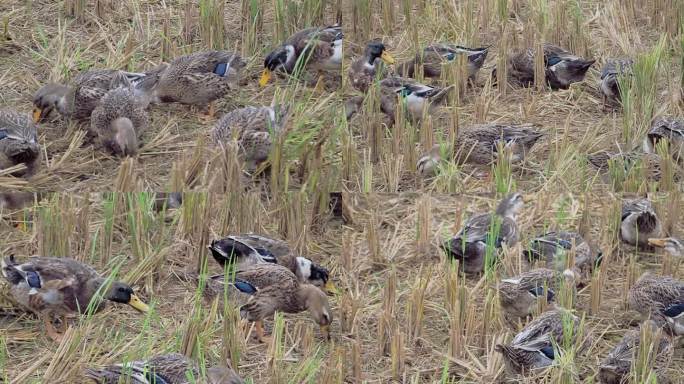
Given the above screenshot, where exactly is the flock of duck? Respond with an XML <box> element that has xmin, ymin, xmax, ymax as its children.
<box><xmin>1</xmin><ymin>23</ymin><xmax>683</xmax><ymax>383</ymax></box>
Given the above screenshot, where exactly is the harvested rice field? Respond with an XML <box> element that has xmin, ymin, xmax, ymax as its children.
<box><xmin>0</xmin><ymin>0</ymin><xmax>683</xmax><ymax>383</ymax></box>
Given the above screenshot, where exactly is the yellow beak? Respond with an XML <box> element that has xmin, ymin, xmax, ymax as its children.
<box><xmin>127</xmin><ymin>294</ymin><xmax>149</xmax><ymax>313</ymax></box>
<box><xmin>32</xmin><ymin>108</ymin><xmax>42</xmax><ymax>123</ymax></box>
<box><xmin>259</xmin><ymin>69</ymin><xmax>272</xmax><ymax>87</ymax></box>
<box><xmin>380</xmin><ymin>51</ymin><xmax>395</xmax><ymax>65</ymax></box>
<box><xmin>648</xmin><ymin>238</ymin><xmax>667</xmax><ymax>248</ymax></box>
<box><xmin>324</xmin><ymin>280</ymin><xmax>339</xmax><ymax>295</ymax></box>
<box><xmin>320</xmin><ymin>324</ymin><xmax>331</xmax><ymax>340</ymax></box>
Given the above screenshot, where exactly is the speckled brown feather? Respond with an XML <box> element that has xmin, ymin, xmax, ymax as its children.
<box><xmin>0</xmin><ymin>109</ymin><xmax>40</xmax><ymax>176</ymax></box>
<box><xmin>498</xmin><ymin>268</ymin><xmax>564</xmax><ymax>318</ymax></box>
<box><xmin>90</xmin><ymin>86</ymin><xmax>149</xmax><ymax>156</ymax></box>
<box><xmin>628</xmin><ymin>273</ymin><xmax>684</xmax><ymax>326</ymax></box>
<box><xmin>455</xmin><ymin>123</ymin><xmax>543</xmax><ymax>165</ymax></box>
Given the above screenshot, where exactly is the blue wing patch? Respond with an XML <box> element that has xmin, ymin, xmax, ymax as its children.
<box><xmin>539</xmin><ymin>345</ymin><xmax>555</xmax><ymax>360</ymax></box>
<box><xmin>214</xmin><ymin>62</ymin><xmax>228</xmax><ymax>77</ymax></box>
<box><xmin>0</xmin><ymin>129</ymin><xmax>8</xmax><ymax>140</ymax></box>
<box><xmin>546</xmin><ymin>56</ymin><xmax>563</xmax><ymax>67</ymax></box>
<box><xmin>233</xmin><ymin>279</ymin><xmax>257</xmax><ymax>294</ymax></box>
<box><xmin>26</xmin><ymin>270</ymin><xmax>41</xmax><ymax>289</ymax></box>
<box><xmin>663</xmin><ymin>303</ymin><xmax>684</xmax><ymax>318</ymax></box>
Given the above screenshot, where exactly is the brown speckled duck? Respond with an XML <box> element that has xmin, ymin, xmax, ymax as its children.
<box><xmin>228</xmin><ymin>263</ymin><xmax>332</xmax><ymax>343</ymax></box>
<box><xmin>524</xmin><ymin>231</ymin><xmax>602</xmax><ymax>283</ymax></box>
<box><xmin>454</xmin><ymin>123</ymin><xmax>543</xmax><ymax>165</ymax></box>
<box><xmin>598</xmin><ymin>320</ymin><xmax>673</xmax><ymax>384</ymax></box>
<box><xmin>498</xmin><ymin>268</ymin><xmax>577</xmax><ymax>319</ymax></box>
<box><xmin>261</xmin><ymin>25</ymin><xmax>344</xmax><ymax>87</ymax></box>
<box><xmin>208</xmin><ymin>233</ymin><xmax>334</xmax><ymax>293</ymax></box>
<box><xmin>86</xmin><ymin>353</ymin><xmax>244</xmax><ymax>384</ymax></box>
<box><xmin>210</xmin><ymin>104</ymin><xmax>290</xmax><ymax>171</ymax></box>
<box><xmin>599</xmin><ymin>58</ymin><xmax>633</xmax><ymax>107</ymax></box>
<box><xmin>151</xmin><ymin>51</ymin><xmax>245</xmax><ymax>120</ymax></box>
<box><xmin>397</xmin><ymin>44</ymin><xmax>489</xmax><ymax>82</ymax></box>
<box><xmin>441</xmin><ymin>193</ymin><xmax>526</xmax><ymax>274</ymax></box>
<box><xmin>32</xmin><ymin>69</ymin><xmax>151</xmax><ymax>122</ymax></box>
<box><xmin>1</xmin><ymin>255</ymin><xmax>148</xmax><ymax>342</ymax></box>
<box><xmin>587</xmin><ymin>151</ymin><xmax>669</xmax><ymax>183</ymax></box>
<box><xmin>90</xmin><ymin>78</ymin><xmax>149</xmax><ymax>157</ymax></box>
<box><xmin>348</xmin><ymin>41</ymin><xmax>395</xmax><ymax>93</ymax></box>
<box><xmin>620</xmin><ymin>198</ymin><xmax>663</xmax><ymax>248</ymax></box>
<box><xmin>628</xmin><ymin>273</ymin><xmax>683</xmax><ymax>336</ymax></box>
<box><xmin>495</xmin><ymin>308</ymin><xmax>581</xmax><ymax>375</ymax></box>
<box><xmin>643</xmin><ymin>117</ymin><xmax>684</xmax><ymax>163</ymax></box>
<box><xmin>493</xmin><ymin>44</ymin><xmax>594</xmax><ymax>90</ymax></box>
<box><xmin>0</xmin><ymin>109</ymin><xmax>40</xmax><ymax>177</ymax></box>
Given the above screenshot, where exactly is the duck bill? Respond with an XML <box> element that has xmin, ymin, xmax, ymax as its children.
<box><xmin>648</xmin><ymin>238</ymin><xmax>667</xmax><ymax>248</ymax></box>
<box><xmin>324</xmin><ymin>280</ymin><xmax>338</xmax><ymax>295</ymax></box>
<box><xmin>32</xmin><ymin>108</ymin><xmax>43</xmax><ymax>123</ymax></box>
<box><xmin>127</xmin><ymin>294</ymin><xmax>149</xmax><ymax>313</ymax></box>
<box><xmin>320</xmin><ymin>324</ymin><xmax>331</xmax><ymax>341</ymax></box>
<box><xmin>259</xmin><ymin>70</ymin><xmax>272</xmax><ymax>87</ymax></box>
<box><xmin>380</xmin><ymin>51</ymin><xmax>395</xmax><ymax>65</ymax></box>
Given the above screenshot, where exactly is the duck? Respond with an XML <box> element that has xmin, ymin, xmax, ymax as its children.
<box><xmin>150</xmin><ymin>51</ymin><xmax>245</xmax><ymax>121</ymax></box>
<box><xmin>498</xmin><ymin>268</ymin><xmax>577</xmax><ymax>319</ymax></box>
<box><xmin>208</xmin><ymin>234</ymin><xmax>334</xmax><ymax>293</ymax></box>
<box><xmin>0</xmin><ymin>109</ymin><xmax>40</xmax><ymax>177</ymax></box>
<box><xmin>599</xmin><ymin>58</ymin><xmax>633</xmax><ymax>107</ymax></box>
<box><xmin>90</xmin><ymin>77</ymin><xmax>149</xmax><ymax>157</ymax></box>
<box><xmin>493</xmin><ymin>43</ymin><xmax>594</xmax><ymax>90</ymax></box>
<box><xmin>225</xmin><ymin>263</ymin><xmax>332</xmax><ymax>343</ymax></box>
<box><xmin>620</xmin><ymin>198</ymin><xmax>663</xmax><ymax>248</ymax></box>
<box><xmin>648</xmin><ymin>237</ymin><xmax>683</xmax><ymax>259</ymax></box>
<box><xmin>454</xmin><ymin>123</ymin><xmax>543</xmax><ymax>165</ymax></box>
<box><xmin>495</xmin><ymin>308</ymin><xmax>580</xmax><ymax>375</ymax></box>
<box><xmin>377</xmin><ymin>77</ymin><xmax>452</xmax><ymax>121</ymax></box>
<box><xmin>86</xmin><ymin>353</ymin><xmax>244</xmax><ymax>384</ymax></box>
<box><xmin>348</xmin><ymin>41</ymin><xmax>395</xmax><ymax>92</ymax></box>
<box><xmin>587</xmin><ymin>151</ymin><xmax>669</xmax><ymax>183</ymax></box>
<box><xmin>643</xmin><ymin>117</ymin><xmax>684</xmax><ymax>163</ymax></box>
<box><xmin>210</xmin><ymin>104</ymin><xmax>290</xmax><ymax>171</ymax></box>
<box><xmin>32</xmin><ymin>69</ymin><xmax>152</xmax><ymax>122</ymax></box>
<box><xmin>524</xmin><ymin>231</ymin><xmax>602</xmax><ymax>283</ymax></box>
<box><xmin>417</xmin><ymin>144</ymin><xmax>445</xmax><ymax>178</ymax></box>
<box><xmin>441</xmin><ymin>193</ymin><xmax>527</xmax><ymax>274</ymax></box>
<box><xmin>152</xmin><ymin>192</ymin><xmax>183</xmax><ymax>212</ymax></box>
<box><xmin>260</xmin><ymin>25</ymin><xmax>343</xmax><ymax>87</ymax></box>
<box><xmin>628</xmin><ymin>273</ymin><xmax>683</xmax><ymax>335</ymax></box>
<box><xmin>397</xmin><ymin>43</ymin><xmax>489</xmax><ymax>82</ymax></box>
<box><xmin>1</xmin><ymin>255</ymin><xmax>148</xmax><ymax>341</ymax></box>
<box><xmin>598</xmin><ymin>320</ymin><xmax>673</xmax><ymax>384</ymax></box>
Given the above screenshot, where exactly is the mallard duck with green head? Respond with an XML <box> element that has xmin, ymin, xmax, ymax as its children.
<box><xmin>260</xmin><ymin>25</ymin><xmax>343</xmax><ymax>87</ymax></box>
<box><xmin>1</xmin><ymin>255</ymin><xmax>148</xmax><ymax>342</ymax></box>
<box><xmin>0</xmin><ymin>109</ymin><xmax>40</xmax><ymax>177</ymax></box>
<box><xmin>348</xmin><ymin>40</ymin><xmax>395</xmax><ymax>93</ymax></box>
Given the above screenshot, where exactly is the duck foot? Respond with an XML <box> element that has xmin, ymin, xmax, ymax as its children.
<box><xmin>255</xmin><ymin>320</ymin><xmax>271</xmax><ymax>344</ymax></box>
<box><xmin>198</xmin><ymin>102</ymin><xmax>216</xmax><ymax>123</ymax></box>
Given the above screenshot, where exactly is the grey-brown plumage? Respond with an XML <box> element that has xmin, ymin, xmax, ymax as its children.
<box><xmin>153</xmin><ymin>192</ymin><xmax>183</xmax><ymax>212</ymax></box>
<box><xmin>442</xmin><ymin>193</ymin><xmax>525</xmax><ymax>274</ymax></box>
<box><xmin>495</xmin><ymin>308</ymin><xmax>580</xmax><ymax>375</ymax></box>
<box><xmin>32</xmin><ymin>69</ymin><xmax>149</xmax><ymax>122</ymax></box>
<box><xmin>493</xmin><ymin>44</ymin><xmax>594</xmax><ymax>90</ymax></box>
<box><xmin>454</xmin><ymin>123</ymin><xmax>543</xmax><ymax>165</ymax></box>
<box><xmin>587</xmin><ymin>151</ymin><xmax>669</xmax><ymax>183</ymax></box>
<box><xmin>375</xmin><ymin>77</ymin><xmax>452</xmax><ymax>121</ymax></box>
<box><xmin>0</xmin><ymin>109</ymin><xmax>40</xmax><ymax>177</ymax></box>
<box><xmin>644</xmin><ymin>117</ymin><xmax>684</xmax><ymax>163</ymax></box>
<box><xmin>628</xmin><ymin>273</ymin><xmax>684</xmax><ymax>335</ymax></box>
<box><xmin>152</xmin><ymin>51</ymin><xmax>245</xmax><ymax>106</ymax></box>
<box><xmin>524</xmin><ymin>231</ymin><xmax>600</xmax><ymax>282</ymax></box>
<box><xmin>348</xmin><ymin>41</ymin><xmax>395</xmax><ymax>92</ymax></box>
<box><xmin>598</xmin><ymin>321</ymin><xmax>673</xmax><ymax>384</ymax></box>
<box><xmin>648</xmin><ymin>237</ymin><xmax>684</xmax><ymax>259</ymax></box>
<box><xmin>85</xmin><ymin>353</ymin><xmax>244</xmax><ymax>384</ymax></box>
<box><xmin>600</xmin><ymin>58</ymin><xmax>633</xmax><ymax>106</ymax></box>
<box><xmin>90</xmin><ymin>84</ymin><xmax>149</xmax><ymax>157</ymax></box>
<box><xmin>211</xmin><ymin>105</ymin><xmax>290</xmax><ymax>170</ymax></box>
<box><xmin>261</xmin><ymin>25</ymin><xmax>343</xmax><ymax>86</ymax></box>
<box><xmin>620</xmin><ymin>198</ymin><xmax>663</xmax><ymax>248</ymax></box>
<box><xmin>498</xmin><ymin>268</ymin><xmax>575</xmax><ymax>319</ymax></box>
<box><xmin>397</xmin><ymin>44</ymin><xmax>489</xmax><ymax>81</ymax></box>
<box><xmin>208</xmin><ymin>233</ymin><xmax>332</xmax><ymax>290</ymax></box>
<box><xmin>232</xmin><ymin>263</ymin><xmax>332</xmax><ymax>342</ymax></box>
<box><xmin>1</xmin><ymin>255</ymin><xmax>148</xmax><ymax>341</ymax></box>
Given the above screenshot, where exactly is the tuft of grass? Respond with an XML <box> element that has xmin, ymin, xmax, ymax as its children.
<box><xmin>198</xmin><ymin>0</ymin><xmax>225</xmax><ymax>50</ymax></box>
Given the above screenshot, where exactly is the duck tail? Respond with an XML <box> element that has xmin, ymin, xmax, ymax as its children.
<box><xmin>1</xmin><ymin>255</ymin><xmax>23</xmax><ymax>284</ymax></box>
<box><xmin>208</xmin><ymin>237</ymin><xmax>252</xmax><ymax>266</ymax></box>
